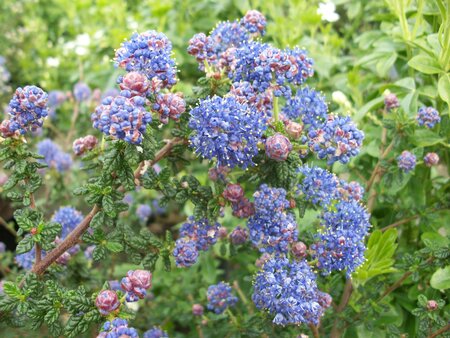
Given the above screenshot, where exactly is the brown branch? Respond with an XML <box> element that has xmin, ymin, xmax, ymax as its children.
<box><xmin>31</xmin><ymin>204</ymin><xmax>100</xmax><ymax>275</ymax></box>
<box><xmin>377</xmin><ymin>271</ymin><xmax>412</xmax><ymax>301</ymax></box>
<box><xmin>309</xmin><ymin>323</ymin><xmax>320</xmax><ymax>338</ymax></box>
<box><xmin>30</xmin><ymin>137</ymin><xmax>186</xmax><ymax>276</ymax></box>
<box><xmin>381</xmin><ymin>215</ymin><xmax>420</xmax><ymax>232</ymax></box>
<box><xmin>428</xmin><ymin>323</ymin><xmax>450</xmax><ymax>338</ymax></box>
<box><xmin>330</xmin><ymin>279</ymin><xmax>353</xmax><ymax>338</ymax></box>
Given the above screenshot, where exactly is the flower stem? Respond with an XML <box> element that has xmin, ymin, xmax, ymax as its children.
<box><xmin>273</xmin><ymin>96</ymin><xmax>279</xmax><ymax>122</ymax></box>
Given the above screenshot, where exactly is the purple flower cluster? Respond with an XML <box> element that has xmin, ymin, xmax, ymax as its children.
<box><xmin>37</xmin><ymin>139</ymin><xmax>73</xmax><ymax>172</ymax></box>
<box><xmin>115</xmin><ymin>31</ymin><xmax>177</xmax><ymax>89</ymax></box>
<box><xmin>3</xmin><ymin>86</ymin><xmax>49</xmax><ymax>135</ymax></box>
<box><xmin>424</xmin><ymin>152</ymin><xmax>439</xmax><ymax>167</ymax></box>
<box><xmin>230</xmin><ymin>42</ymin><xmax>314</xmax><ymax>98</ymax></box>
<box><xmin>384</xmin><ymin>93</ymin><xmax>399</xmax><ymax>111</ymax></box>
<box><xmin>252</xmin><ymin>256</ymin><xmax>330</xmax><ymax>325</ymax></box>
<box><xmin>51</xmin><ymin>206</ymin><xmax>84</xmax><ymax>239</ymax></box>
<box><xmin>229</xmin><ymin>226</ymin><xmax>248</xmax><ymax>245</ymax></box>
<box><xmin>230</xmin><ymin>81</ymin><xmax>272</xmax><ymax>116</ymax></box>
<box><xmin>15</xmin><ymin>244</ymin><xmax>36</xmax><ymax>270</ymax></box>
<box><xmin>206</xmin><ymin>282</ymin><xmax>238</xmax><ymax>314</ymax></box>
<box><xmin>73</xmin><ymin>135</ymin><xmax>98</xmax><ymax>156</ymax></box>
<box><xmin>143</xmin><ymin>327</ymin><xmax>169</xmax><ymax>338</ymax></box>
<box><xmin>416</xmin><ymin>106</ymin><xmax>440</xmax><ymax>128</ymax></box>
<box><xmin>308</xmin><ymin>114</ymin><xmax>364</xmax><ymax>165</ymax></box>
<box><xmin>338</xmin><ymin>180</ymin><xmax>364</xmax><ymax>202</ymax></box>
<box><xmin>91</xmin><ymin>93</ymin><xmax>152</xmax><ymax>144</ymax></box>
<box><xmin>73</xmin><ymin>82</ymin><xmax>91</xmax><ymax>102</ymax></box>
<box><xmin>95</xmin><ymin>290</ymin><xmax>120</xmax><ymax>315</ymax></box>
<box><xmin>153</xmin><ymin>92</ymin><xmax>186</xmax><ymax>124</ymax></box>
<box><xmin>97</xmin><ymin>319</ymin><xmax>138</xmax><ymax>338</ymax></box>
<box><xmin>136</xmin><ymin>204</ymin><xmax>152</xmax><ymax>222</ymax></box>
<box><xmin>173</xmin><ymin>217</ymin><xmax>219</xmax><ymax>267</ymax></box>
<box><xmin>189</xmin><ymin>95</ymin><xmax>267</xmax><ymax>168</ymax></box>
<box><xmin>188</xmin><ymin>10</ymin><xmax>266</xmax><ymax>71</ymax></box>
<box><xmin>312</xmin><ymin>200</ymin><xmax>370</xmax><ymax>277</ymax></box>
<box><xmin>117</xmin><ymin>72</ymin><xmax>150</xmax><ymax>97</ymax></box>
<box><xmin>121</xmin><ymin>269</ymin><xmax>152</xmax><ymax>302</ymax></box>
<box><xmin>247</xmin><ymin>185</ymin><xmax>298</xmax><ymax>253</ymax></box>
<box><xmin>397</xmin><ymin>150</ymin><xmax>416</xmax><ymax>173</ymax></box>
<box><xmin>298</xmin><ymin>166</ymin><xmax>340</xmax><ymax>207</ymax></box>
<box><xmin>282</xmin><ymin>87</ymin><xmax>328</xmax><ymax>127</ymax></box>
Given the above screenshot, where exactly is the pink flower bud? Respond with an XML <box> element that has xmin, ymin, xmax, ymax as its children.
<box><xmin>218</xmin><ymin>227</ymin><xmax>228</xmax><ymax>239</ymax></box>
<box><xmin>229</xmin><ymin>226</ymin><xmax>248</xmax><ymax>245</ymax></box>
<box><xmin>424</xmin><ymin>152</ymin><xmax>439</xmax><ymax>167</ymax></box>
<box><xmin>192</xmin><ymin>304</ymin><xmax>204</xmax><ymax>316</ymax></box>
<box><xmin>265</xmin><ymin>133</ymin><xmax>292</xmax><ymax>161</ymax></box>
<box><xmin>223</xmin><ymin>184</ymin><xmax>244</xmax><ymax>203</ymax></box>
<box><xmin>291</xmin><ymin>242</ymin><xmax>307</xmax><ymax>259</ymax></box>
<box><xmin>285</xmin><ymin>120</ymin><xmax>303</xmax><ymax>139</ymax></box>
<box><xmin>95</xmin><ymin>290</ymin><xmax>120</xmax><ymax>315</ymax></box>
<box><xmin>427</xmin><ymin>300</ymin><xmax>438</xmax><ymax>311</ymax></box>
<box><xmin>119</xmin><ymin>72</ymin><xmax>150</xmax><ymax>97</ymax></box>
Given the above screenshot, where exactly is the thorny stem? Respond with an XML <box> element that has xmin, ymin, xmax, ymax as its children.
<box><xmin>28</xmin><ymin>137</ymin><xmax>186</xmax><ymax>277</ymax></box>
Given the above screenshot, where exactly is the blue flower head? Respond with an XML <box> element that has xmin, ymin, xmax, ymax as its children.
<box><xmin>143</xmin><ymin>326</ymin><xmax>169</xmax><ymax>338</ymax></box>
<box><xmin>37</xmin><ymin>139</ymin><xmax>73</xmax><ymax>172</ymax></box>
<box><xmin>297</xmin><ymin>165</ymin><xmax>340</xmax><ymax>207</ymax></box>
<box><xmin>207</xmin><ymin>282</ymin><xmax>238</xmax><ymax>314</ymax></box>
<box><xmin>51</xmin><ymin>206</ymin><xmax>84</xmax><ymax>239</ymax></box>
<box><xmin>397</xmin><ymin>150</ymin><xmax>416</xmax><ymax>173</ymax></box>
<box><xmin>416</xmin><ymin>106</ymin><xmax>440</xmax><ymax>128</ymax></box>
<box><xmin>179</xmin><ymin>217</ymin><xmax>219</xmax><ymax>251</ymax></box>
<box><xmin>283</xmin><ymin>87</ymin><xmax>328</xmax><ymax>128</ymax></box>
<box><xmin>173</xmin><ymin>238</ymin><xmax>199</xmax><ymax>268</ymax></box>
<box><xmin>189</xmin><ymin>95</ymin><xmax>267</xmax><ymax>168</ymax></box>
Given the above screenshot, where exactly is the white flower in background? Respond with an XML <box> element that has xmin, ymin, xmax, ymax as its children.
<box><xmin>63</xmin><ymin>33</ymin><xmax>91</xmax><ymax>56</ymax></box>
<box><xmin>332</xmin><ymin>91</ymin><xmax>353</xmax><ymax>112</ymax></box>
<box><xmin>46</xmin><ymin>57</ymin><xmax>60</xmax><ymax>67</ymax></box>
<box><xmin>317</xmin><ymin>1</ymin><xmax>340</xmax><ymax>22</ymax></box>
<box><xmin>75</xmin><ymin>33</ymin><xmax>91</xmax><ymax>47</ymax></box>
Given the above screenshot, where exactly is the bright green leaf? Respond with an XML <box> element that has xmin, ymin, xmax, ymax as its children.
<box><xmin>430</xmin><ymin>266</ymin><xmax>450</xmax><ymax>290</ymax></box>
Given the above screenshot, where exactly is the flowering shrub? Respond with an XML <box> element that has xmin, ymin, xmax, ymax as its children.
<box><xmin>0</xmin><ymin>2</ymin><xmax>449</xmax><ymax>338</ymax></box>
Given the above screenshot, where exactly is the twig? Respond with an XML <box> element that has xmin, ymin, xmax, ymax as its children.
<box><xmin>381</xmin><ymin>215</ymin><xmax>420</xmax><ymax>232</ymax></box>
<box><xmin>233</xmin><ymin>280</ymin><xmax>253</xmax><ymax>314</ymax></box>
<box><xmin>0</xmin><ymin>216</ymin><xmax>16</xmax><ymax>236</ymax></box>
<box><xmin>330</xmin><ymin>279</ymin><xmax>353</xmax><ymax>338</ymax></box>
<box><xmin>428</xmin><ymin>323</ymin><xmax>450</xmax><ymax>338</ymax></box>
<box><xmin>30</xmin><ymin>137</ymin><xmax>186</xmax><ymax>276</ymax></box>
<box><xmin>309</xmin><ymin>323</ymin><xmax>320</xmax><ymax>338</ymax></box>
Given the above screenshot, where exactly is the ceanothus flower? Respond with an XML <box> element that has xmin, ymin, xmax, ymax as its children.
<box><xmin>189</xmin><ymin>95</ymin><xmax>267</xmax><ymax>169</ymax></box>
<box><xmin>73</xmin><ymin>82</ymin><xmax>91</xmax><ymax>102</ymax></box>
<box><xmin>210</xmin><ymin>20</ymin><xmax>251</xmax><ymax>57</ymax></box>
<box><xmin>297</xmin><ymin>165</ymin><xmax>340</xmax><ymax>207</ymax></box>
<box><xmin>121</xmin><ymin>270</ymin><xmax>152</xmax><ymax>302</ymax></box>
<box><xmin>229</xmin><ymin>81</ymin><xmax>273</xmax><ymax>116</ymax></box>
<box><xmin>312</xmin><ymin>200</ymin><xmax>370</xmax><ymax>277</ymax></box>
<box><xmin>397</xmin><ymin>150</ymin><xmax>416</xmax><ymax>173</ymax></box>
<box><xmin>179</xmin><ymin>217</ymin><xmax>219</xmax><ymax>251</ymax></box>
<box><xmin>229</xmin><ymin>226</ymin><xmax>248</xmax><ymax>245</ymax></box>
<box><xmin>95</xmin><ymin>290</ymin><xmax>120</xmax><ymax>315</ymax></box>
<box><xmin>424</xmin><ymin>152</ymin><xmax>439</xmax><ymax>167</ymax></box>
<box><xmin>37</xmin><ymin>139</ymin><xmax>73</xmax><ymax>172</ymax></box>
<box><xmin>231</xmin><ymin>197</ymin><xmax>255</xmax><ymax>218</ymax></box>
<box><xmin>253</xmin><ymin>184</ymin><xmax>290</xmax><ymax>216</ymax></box>
<box><xmin>51</xmin><ymin>206</ymin><xmax>84</xmax><ymax>239</ymax></box>
<box><xmin>73</xmin><ymin>135</ymin><xmax>98</xmax><ymax>156</ymax></box>
<box><xmin>241</xmin><ymin>10</ymin><xmax>266</xmax><ymax>35</ymax></box>
<box><xmin>187</xmin><ymin>33</ymin><xmax>216</xmax><ymax>70</ymax></box>
<box><xmin>117</xmin><ymin>72</ymin><xmax>150</xmax><ymax>97</ymax></box>
<box><xmin>252</xmin><ymin>256</ymin><xmax>328</xmax><ymax>325</ymax></box>
<box><xmin>384</xmin><ymin>93</ymin><xmax>399</xmax><ymax>111</ymax></box>
<box><xmin>265</xmin><ymin>133</ymin><xmax>292</xmax><ymax>161</ymax></box>
<box><xmin>97</xmin><ymin>319</ymin><xmax>138</xmax><ymax>338</ymax></box>
<box><xmin>192</xmin><ymin>304</ymin><xmax>204</xmax><ymax>316</ymax></box>
<box><xmin>15</xmin><ymin>244</ymin><xmax>36</xmax><ymax>270</ymax></box>
<box><xmin>308</xmin><ymin>114</ymin><xmax>364</xmax><ymax>165</ymax></box>
<box><xmin>115</xmin><ymin>30</ymin><xmax>177</xmax><ymax>90</ymax></box>
<box><xmin>206</xmin><ymin>282</ymin><xmax>238</xmax><ymax>314</ymax></box>
<box><xmin>136</xmin><ymin>204</ymin><xmax>152</xmax><ymax>222</ymax></box>
<box><xmin>338</xmin><ymin>180</ymin><xmax>364</xmax><ymax>202</ymax></box>
<box><xmin>416</xmin><ymin>106</ymin><xmax>440</xmax><ymax>128</ymax></box>
<box><xmin>6</xmin><ymin>86</ymin><xmax>49</xmax><ymax>134</ymax></box>
<box><xmin>143</xmin><ymin>326</ymin><xmax>169</xmax><ymax>338</ymax></box>
<box><xmin>91</xmin><ymin>93</ymin><xmax>152</xmax><ymax>144</ymax></box>
<box><xmin>223</xmin><ymin>183</ymin><xmax>244</xmax><ymax>203</ymax></box>
<box><xmin>282</xmin><ymin>87</ymin><xmax>328</xmax><ymax>127</ymax></box>
<box><xmin>153</xmin><ymin>92</ymin><xmax>186</xmax><ymax>124</ymax></box>
<box><xmin>173</xmin><ymin>238</ymin><xmax>199</xmax><ymax>268</ymax></box>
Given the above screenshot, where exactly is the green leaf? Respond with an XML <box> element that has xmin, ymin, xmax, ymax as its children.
<box><xmin>353</xmin><ymin>229</ymin><xmax>398</xmax><ymax>284</ymax></box>
<box><xmin>412</xmin><ymin>129</ymin><xmax>445</xmax><ymax>147</ymax></box>
<box><xmin>105</xmin><ymin>241</ymin><xmax>123</xmax><ymax>253</ymax></box>
<box><xmin>92</xmin><ymin>246</ymin><xmax>106</xmax><ymax>261</ymax></box>
<box><xmin>408</xmin><ymin>54</ymin><xmax>443</xmax><ymax>74</ymax></box>
<box><xmin>40</xmin><ymin>222</ymin><xmax>62</xmax><ymax>240</ymax></box>
<box><xmin>102</xmin><ymin>195</ymin><xmax>116</xmax><ymax>217</ymax></box>
<box><xmin>16</xmin><ymin>236</ymin><xmax>34</xmax><ymax>254</ymax></box>
<box><xmin>438</xmin><ymin>73</ymin><xmax>450</xmax><ymax>105</ymax></box>
<box><xmin>3</xmin><ymin>282</ymin><xmax>22</xmax><ymax>299</ymax></box>
<box><xmin>142</xmin><ymin>252</ymin><xmax>159</xmax><ymax>271</ymax></box>
<box><xmin>430</xmin><ymin>266</ymin><xmax>450</xmax><ymax>290</ymax></box>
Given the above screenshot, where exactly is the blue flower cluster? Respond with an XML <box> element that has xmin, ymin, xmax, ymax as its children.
<box><xmin>282</xmin><ymin>87</ymin><xmax>328</xmax><ymax>127</ymax></box>
<box><xmin>15</xmin><ymin>243</ymin><xmax>36</xmax><ymax>270</ymax></box>
<box><xmin>91</xmin><ymin>93</ymin><xmax>152</xmax><ymax>144</ymax></box>
<box><xmin>247</xmin><ymin>185</ymin><xmax>298</xmax><ymax>253</ymax></box>
<box><xmin>416</xmin><ymin>106</ymin><xmax>440</xmax><ymax>128</ymax></box>
<box><xmin>137</xmin><ymin>204</ymin><xmax>152</xmax><ymax>222</ymax></box>
<box><xmin>173</xmin><ymin>217</ymin><xmax>219</xmax><ymax>267</ymax></box>
<box><xmin>252</xmin><ymin>256</ymin><xmax>328</xmax><ymax>325</ymax></box>
<box><xmin>189</xmin><ymin>95</ymin><xmax>267</xmax><ymax>168</ymax></box>
<box><xmin>230</xmin><ymin>42</ymin><xmax>314</xmax><ymax>98</ymax></box>
<box><xmin>143</xmin><ymin>327</ymin><xmax>169</xmax><ymax>338</ymax></box>
<box><xmin>187</xmin><ymin>10</ymin><xmax>266</xmax><ymax>71</ymax></box>
<box><xmin>298</xmin><ymin>165</ymin><xmax>340</xmax><ymax>207</ymax></box>
<box><xmin>312</xmin><ymin>200</ymin><xmax>370</xmax><ymax>277</ymax></box>
<box><xmin>37</xmin><ymin>139</ymin><xmax>73</xmax><ymax>172</ymax></box>
<box><xmin>397</xmin><ymin>150</ymin><xmax>416</xmax><ymax>173</ymax></box>
<box><xmin>206</xmin><ymin>282</ymin><xmax>238</xmax><ymax>314</ymax></box>
<box><xmin>5</xmin><ymin>86</ymin><xmax>49</xmax><ymax>135</ymax></box>
<box><xmin>47</xmin><ymin>90</ymin><xmax>67</xmax><ymax>118</ymax></box>
<box><xmin>230</xmin><ymin>81</ymin><xmax>273</xmax><ymax>116</ymax></box>
<box><xmin>73</xmin><ymin>82</ymin><xmax>91</xmax><ymax>102</ymax></box>
<box><xmin>115</xmin><ymin>30</ymin><xmax>177</xmax><ymax>89</ymax></box>
<box><xmin>308</xmin><ymin>115</ymin><xmax>364</xmax><ymax>165</ymax></box>
<box><xmin>51</xmin><ymin>206</ymin><xmax>84</xmax><ymax>239</ymax></box>
<box><xmin>97</xmin><ymin>319</ymin><xmax>138</xmax><ymax>338</ymax></box>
